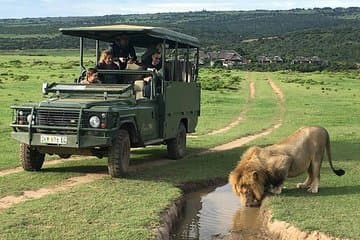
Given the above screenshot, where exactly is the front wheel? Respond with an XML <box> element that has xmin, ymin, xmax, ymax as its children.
<box><xmin>20</xmin><ymin>143</ymin><xmax>45</xmax><ymax>171</ymax></box>
<box><xmin>58</xmin><ymin>154</ymin><xmax>71</xmax><ymax>159</ymax></box>
<box><xmin>108</xmin><ymin>129</ymin><xmax>131</xmax><ymax>178</ymax></box>
<box><xmin>167</xmin><ymin>123</ymin><xmax>187</xmax><ymax>159</ymax></box>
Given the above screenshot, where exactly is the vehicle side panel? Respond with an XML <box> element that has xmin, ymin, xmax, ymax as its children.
<box><xmin>163</xmin><ymin>81</ymin><xmax>200</xmax><ymax>139</ymax></box>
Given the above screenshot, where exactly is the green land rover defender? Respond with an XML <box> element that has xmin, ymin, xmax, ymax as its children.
<box><xmin>10</xmin><ymin>25</ymin><xmax>201</xmax><ymax>177</ymax></box>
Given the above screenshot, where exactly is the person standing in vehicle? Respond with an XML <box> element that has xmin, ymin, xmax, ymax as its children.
<box><xmin>109</xmin><ymin>34</ymin><xmax>137</xmax><ymax>70</ymax></box>
<box><xmin>96</xmin><ymin>50</ymin><xmax>121</xmax><ymax>84</ymax></box>
<box><xmin>142</xmin><ymin>50</ymin><xmax>162</xmax><ymax>97</ymax></box>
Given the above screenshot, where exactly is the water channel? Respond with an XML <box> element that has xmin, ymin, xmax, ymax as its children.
<box><xmin>173</xmin><ymin>184</ymin><xmax>272</xmax><ymax>240</ymax></box>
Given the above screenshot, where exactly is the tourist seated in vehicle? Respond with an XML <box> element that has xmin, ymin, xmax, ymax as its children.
<box><xmin>96</xmin><ymin>50</ymin><xmax>121</xmax><ymax>84</ymax></box>
<box><xmin>109</xmin><ymin>34</ymin><xmax>137</xmax><ymax>70</ymax></box>
<box><xmin>141</xmin><ymin>44</ymin><xmax>162</xmax><ymax>69</ymax></box>
<box><xmin>80</xmin><ymin>68</ymin><xmax>101</xmax><ymax>84</ymax></box>
<box><xmin>142</xmin><ymin>50</ymin><xmax>162</xmax><ymax>97</ymax></box>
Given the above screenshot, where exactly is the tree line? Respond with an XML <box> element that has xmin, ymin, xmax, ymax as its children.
<box><xmin>0</xmin><ymin>7</ymin><xmax>359</xmax><ymax>69</ymax></box>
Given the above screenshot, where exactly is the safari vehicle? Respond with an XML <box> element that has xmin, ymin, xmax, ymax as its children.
<box><xmin>10</xmin><ymin>25</ymin><xmax>201</xmax><ymax>177</ymax></box>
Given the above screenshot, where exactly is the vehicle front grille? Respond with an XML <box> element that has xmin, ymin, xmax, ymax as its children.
<box><xmin>37</xmin><ymin>109</ymin><xmax>80</xmax><ymax>127</ymax></box>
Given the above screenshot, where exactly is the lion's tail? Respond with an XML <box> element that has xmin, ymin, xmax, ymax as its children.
<box><xmin>325</xmin><ymin>129</ymin><xmax>345</xmax><ymax>176</ymax></box>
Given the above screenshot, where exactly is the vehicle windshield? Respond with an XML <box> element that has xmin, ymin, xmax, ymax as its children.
<box><xmin>43</xmin><ymin>82</ymin><xmax>135</xmax><ymax>99</ymax></box>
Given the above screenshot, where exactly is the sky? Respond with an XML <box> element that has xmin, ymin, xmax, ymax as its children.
<box><xmin>0</xmin><ymin>0</ymin><xmax>360</xmax><ymax>19</ymax></box>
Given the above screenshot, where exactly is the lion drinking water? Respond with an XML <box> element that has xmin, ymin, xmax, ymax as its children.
<box><xmin>229</xmin><ymin>126</ymin><xmax>345</xmax><ymax>207</ymax></box>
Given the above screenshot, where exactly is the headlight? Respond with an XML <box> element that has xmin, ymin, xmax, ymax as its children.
<box><xmin>17</xmin><ymin>110</ymin><xmax>31</xmax><ymax>125</ymax></box>
<box><xmin>89</xmin><ymin>116</ymin><xmax>101</xmax><ymax>128</ymax></box>
<box><xmin>26</xmin><ymin>114</ymin><xmax>32</xmax><ymax>123</ymax></box>
<box><xmin>26</xmin><ymin>114</ymin><xmax>35</xmax><ymax>125</ymax></box>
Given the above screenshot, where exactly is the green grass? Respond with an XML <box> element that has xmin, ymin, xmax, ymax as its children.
<box><xmin>0</xmin><ymin>178</ymin><xmax>180</xmax><ymax>240</ymax></box>
<box><xmin>0</xmin><ymin>54</ymin><xmax>359</xmax><ymax>239</ymax></box>
<box><xmin>194</xmin><ymin>89</ymin><xmax>247</xmax><ymax>135</ymax></box>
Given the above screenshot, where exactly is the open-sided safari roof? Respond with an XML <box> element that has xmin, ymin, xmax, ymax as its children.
<box><xmin>59</xmin><ymin>25</ymin><xmax>200</xmax><ymax>48</ymax></box>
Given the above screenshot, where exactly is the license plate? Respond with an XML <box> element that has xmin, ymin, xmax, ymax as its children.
<box><xmin>40</xmin><ymin>135</ymin><xmax>67</xmax><ymax>145</ymax></box>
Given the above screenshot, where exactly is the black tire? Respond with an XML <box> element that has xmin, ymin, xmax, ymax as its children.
<box><xmin>58</xmin><ymin>154</ymin><xmax>71</xmax><ymax>159</ymax></box>
<box><xmin>108</xmin><ymin>129</ymin><xmax>131</xmax><ymax>178</ymax></box>
<box><xmin>20</xmin><ymin>143</ymin><xmax>45</xmax><ymax>171</ymax></box>
<box><xmin>167</xmin><ymin>123</ymin><xmax>187</xmax><ymax>159</ymax></box>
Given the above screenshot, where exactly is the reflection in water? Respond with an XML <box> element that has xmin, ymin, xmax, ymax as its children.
<box><xmin>173</xmin><ymin>184</ymin><xmax>270</xmax><ymax>240</ymax></box>
<box><xmin>230</xmin><ymin>207</ymin><xmax>269</xmax><ymax>240</ymax></box>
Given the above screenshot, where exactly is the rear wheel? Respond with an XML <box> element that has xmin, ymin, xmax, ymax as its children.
<box><xmin>20</xmin><ymin>143</ymin><xmax>45</xmax><ymax>171</ymax></box>
<box><xmin>167</xmin><ymin>122</ymin><xmax>187</xmax><ymax>159</ymax></box>
<box><xmin>108</xmin><ymin>129</ymin><xmax>131</xmax><ymax>178</ymax></box>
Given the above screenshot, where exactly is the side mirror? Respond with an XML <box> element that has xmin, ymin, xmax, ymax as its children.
<box><xmin>42</xmin><ymin>82</ymin><xmax>49</xmax><ymax>95</ymax></box>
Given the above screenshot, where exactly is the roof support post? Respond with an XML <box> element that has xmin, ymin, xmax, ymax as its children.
<box><xmin>195</xmin><ymin>47</ymin><xmax>199</xmax><ymax>82</ymax></box>
<box><xmin>186</xmin><ymin>45</ymin><xmax>190</xmax><ymax>82</ymax></box>
<box><xmin>161</xmin><ymin>39</ymin><xmax>166</xmax><ymax>94</ymax></box>
<box><xmin>173</xmin><ymin>42</ymin><xmax>178</xmax><ymax>81</ymax></box>
<box><xmin>95</xmin><ymin>40</ymin><xmax>100</xmax><ymax>65</ymax></box>
<box><xmin>79</xmin><ymin>37</ymin><xmax>85</xmax><ymax>73</ymax></box>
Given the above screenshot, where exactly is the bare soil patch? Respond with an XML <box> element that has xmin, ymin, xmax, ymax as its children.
<box><xmin>249</xmin><ymin>80</ymin><xmax>256</xmax><ymax>100</ymax></box>
<box><xmin>267</xmin><ymin>214</ymin><xmax>342</xmax><ymax>240</ymax></box>
<box><xmin>211</xmin><ymin>206</ymin><xmax>340</xmax><ymax>240</ymax></box>
<box><xmin>268</xmin><ymin>78</ymin><xmax>284</xmax><ymax>102</ymax></box>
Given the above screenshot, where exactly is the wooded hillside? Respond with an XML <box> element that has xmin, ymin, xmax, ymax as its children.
<box><xmin>0</xmin><ymin>7</ymin><xmax>359</xmax><ymax>64</ymax></box>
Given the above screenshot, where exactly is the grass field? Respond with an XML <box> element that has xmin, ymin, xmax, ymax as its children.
<box><xmin>0</xmin><ymin>51</ymin><xmax>359</xmax><ymax>239</ymax></box>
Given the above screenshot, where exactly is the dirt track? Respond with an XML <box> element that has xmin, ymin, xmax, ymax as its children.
<box><xmin>190</xmin><ymin>76</ymin><xmax>256</xmax><ymax>138</ymax></box>
<box><xmin>0</xmin><ymin>173</ymin><xmax>106</xmax><ymax>210</ymax></box>
<box><xmin>0</xmin><ymin>158</ymin><xmax>174</xmax><ymax>210</ymax></box>
<box><xmin>203</xmin><ymin>77</ymin><xmax>284</xmax><ymax>153</ymax></box>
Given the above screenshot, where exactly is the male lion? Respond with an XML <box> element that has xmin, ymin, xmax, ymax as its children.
<box><xmin>229</xmin><ymin>126</ymin><xmax>345</xmax><ymax>207</ymax></box>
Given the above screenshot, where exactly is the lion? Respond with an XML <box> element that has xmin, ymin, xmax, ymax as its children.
<box><xmin>229</xmin><ymin>126</ymin><xmax>345</xmax><ymax>207</ymax></box>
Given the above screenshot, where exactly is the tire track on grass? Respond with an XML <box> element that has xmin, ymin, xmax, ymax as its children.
<box><xmin>0</xmin><ymin>173</ymin><xmax>106</xmax><ymax>210</ymax></box>
<box><xmin>0</xmin><ymin>159</ymin><xmax>173</xmax><ymax>210</ymax></box>
<box><xmin>189</xmin><ymin>75</ymin><xmax>256</xmax><ymax>138</ymax></box>
<box><xmin>201</xmin><ymin>77</ymin><xmax>285</xmax><ymax>153</ymax></box>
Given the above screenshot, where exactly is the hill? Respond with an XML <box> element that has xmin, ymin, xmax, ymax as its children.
<box><xmin>0</xmin><ymin>7</ymin><xmax>359</xmax><ymax>65</ymax></box>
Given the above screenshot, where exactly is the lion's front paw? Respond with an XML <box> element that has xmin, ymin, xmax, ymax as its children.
<box><xmin>308</xmin><ymin>186</ymin><xmax>318</xmax><ymax>193</ymax></box>
<box><xmin>270</xmin><ymin>185</ymin><xmax>283</xmax><ymax>194</ymax></box>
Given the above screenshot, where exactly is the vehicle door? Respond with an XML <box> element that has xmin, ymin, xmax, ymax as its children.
<box><xmin>135</xmin><ymin>78</ymin><xmax>160</xmax><ymax>141</ymax></box>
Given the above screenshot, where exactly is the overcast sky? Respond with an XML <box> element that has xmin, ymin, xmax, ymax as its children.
<box><xmin>1</xmin><ymin>0</ymin><xmax>360</xmax><ymax>19</ymax></box>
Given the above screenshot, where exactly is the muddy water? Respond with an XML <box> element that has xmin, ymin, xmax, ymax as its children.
<box><xmin>173</xmin><ymin>184</ymin><xmax>271</xmax><ymax>240</ymax></box>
